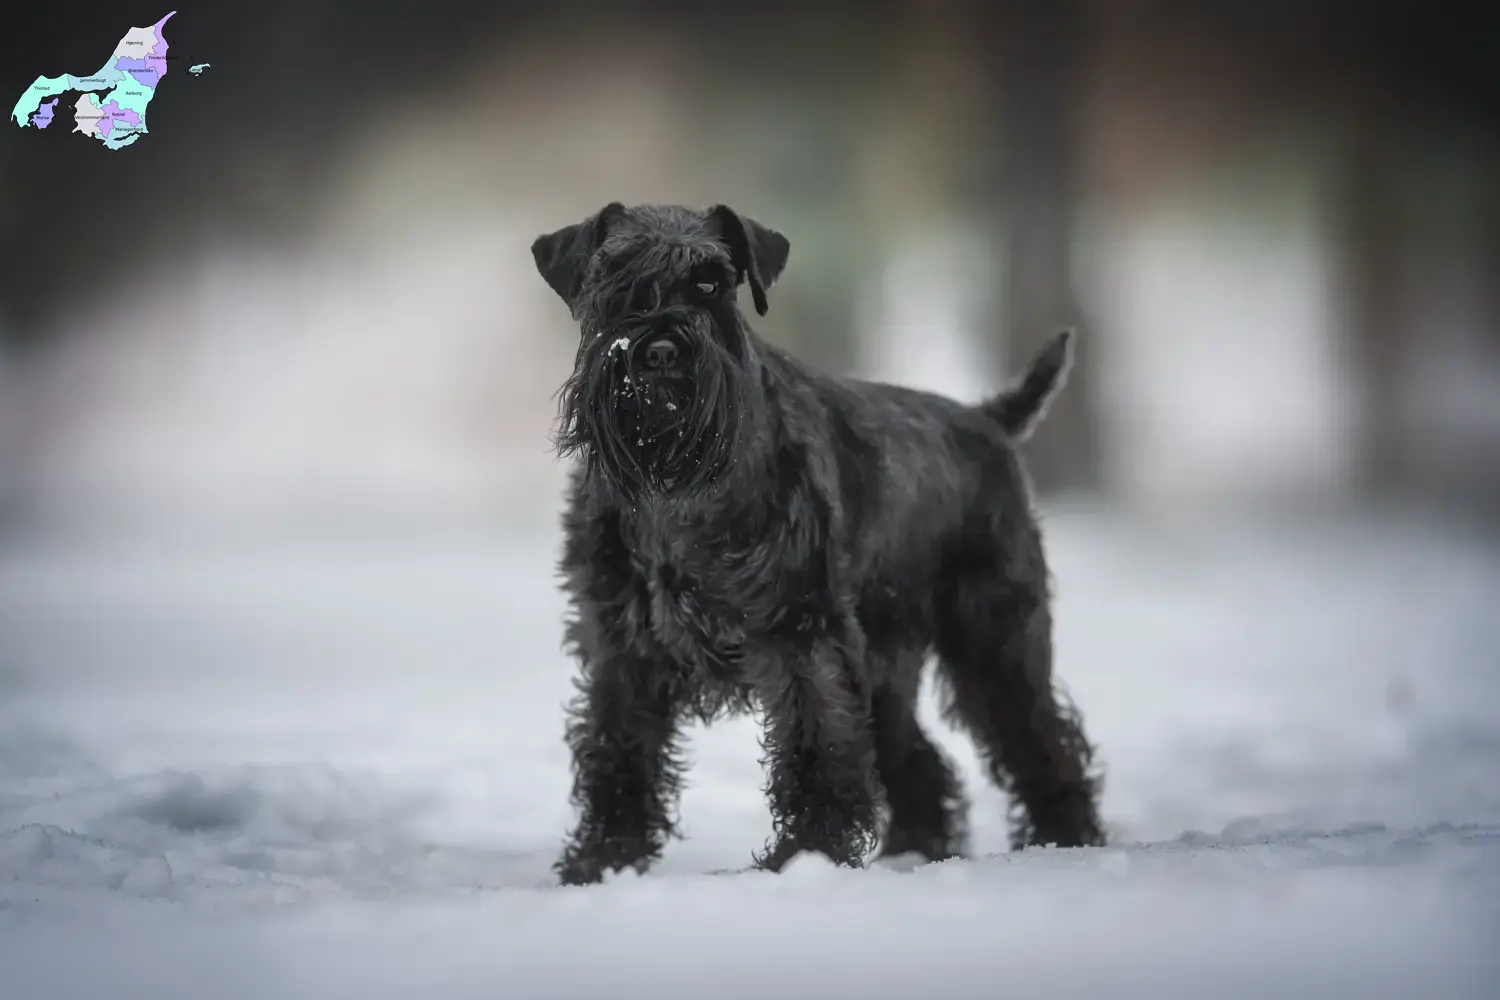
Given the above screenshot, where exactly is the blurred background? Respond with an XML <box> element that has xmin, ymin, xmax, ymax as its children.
<box><xmin>1</xmin><ymin>0</ymin><xmax>1498</xmax><ymax>872</ymax></box>
<box><xmin>3</xmin><ymin>0</ymin><xmax>1499</xmax><ymax>532</ymax></box>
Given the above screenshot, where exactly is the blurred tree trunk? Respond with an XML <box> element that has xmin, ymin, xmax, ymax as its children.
<box><xmin>988</xmin><ymin>0</ymin><xmax>1104</xmax><ymax>494</ymax></box>
<box><xmin>1483</xmin><ymin>178</ymin><xmax>1500</xmax><ymax>355</ymax></box>
<box><xmin>1332</xmin><ymin>105</ymin><xmax>1410</xmax><ymax>498</ymax></box>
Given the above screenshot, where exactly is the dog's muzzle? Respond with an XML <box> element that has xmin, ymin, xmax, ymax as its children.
<box><xmin>642</xmin><ymin>337</ymin><xmax>678</xmax><ymax>370</ymax></box>
<box><xmin>631</xmin><ymin>330</ymin><xmax>690</xmax><ymax>375</ymax></box>
<box><xmin>612</xmin><ymin>328</ymin><xmax>693</xmax><ymax>379</ymax></box>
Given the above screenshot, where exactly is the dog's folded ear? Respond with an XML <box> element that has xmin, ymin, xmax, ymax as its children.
<box><xmin>531</xmin><ymin>203</ymin><xmax>626</xmax><ymax>308</ymax></box>
<box><xmin>709</xmin><ymin>206</ymin><xmax>790</xmax><ymax>316</ymax></box>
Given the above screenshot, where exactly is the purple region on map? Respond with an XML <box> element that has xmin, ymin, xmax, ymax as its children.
<box><xmin>115</xmin><ymin>56</ymin><xmax>160</xmax><ymax>88</ymax></box>
<box><xmin>149</xmin><ymin>12</ymin><xmax>174</xmax><ymax>58</ymax></box>
<box><xmin>96</xmin><ymin>100</ymin><xmax>142</xmax><ymax>138</ymax></box>
<box><xmin>30</xmin><ymin>98</ymin><xmax>60</xmax><ymax>128</ymax></box>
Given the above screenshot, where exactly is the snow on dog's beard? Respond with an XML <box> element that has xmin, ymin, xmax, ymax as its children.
<box><xmin>555</xmin><ymin>316</ymin><xmax>744</xmax><ymax>499</ymax></box>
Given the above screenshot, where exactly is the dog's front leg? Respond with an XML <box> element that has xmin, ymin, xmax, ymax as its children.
<box><xmin>753</xmin><ymin>633</ymin><xmax>882</xmax><ymax>872</ymax></box>
<box><xmin>556</xmin><ymin>655</ymin><xmax>687</xmax><ymax>887</ymax></box>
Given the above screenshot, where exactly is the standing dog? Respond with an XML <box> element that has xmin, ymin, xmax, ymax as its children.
<box><xmin>533</xmin><ymin>203</ymin><xmax>1104</xmax><ymax>885</ymax></box>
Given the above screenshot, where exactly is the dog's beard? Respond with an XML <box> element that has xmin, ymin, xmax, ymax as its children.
<box><xmin>555</xmin><ymin>325</ymin><xmax>743</xmax><ymax>498</ymax></box>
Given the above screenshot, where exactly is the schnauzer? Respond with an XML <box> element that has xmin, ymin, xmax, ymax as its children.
<box><xmin>532</xmin><ymin>202</ymin><xmax>1104</xmax><ymax>886</ymax></box>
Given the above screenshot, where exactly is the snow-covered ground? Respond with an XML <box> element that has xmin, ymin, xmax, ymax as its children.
<box><xmin>1</xmin><ymin>507</ymin><xmax>1498</xmax><ymax>998</ymax></box>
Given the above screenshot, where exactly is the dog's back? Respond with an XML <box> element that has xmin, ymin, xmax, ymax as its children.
<box><xmin>763</xmin><ymin>330</ymin><xmax>1074</xmax><ymax>599</ymax></box>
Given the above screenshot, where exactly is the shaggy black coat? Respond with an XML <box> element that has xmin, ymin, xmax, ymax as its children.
<box><xmin>531</xmin><ymin>203</ymin><xmax>1104</xmax><ymax>885</ymax></box>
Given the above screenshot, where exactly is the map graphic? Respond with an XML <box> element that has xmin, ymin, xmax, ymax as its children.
<box><xmin>10</xmin><ymin>11</ymin><xmax>180</xmax><ymax>150</ymax></box>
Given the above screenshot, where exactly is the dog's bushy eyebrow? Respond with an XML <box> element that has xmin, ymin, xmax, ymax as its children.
<box><xmin>598</xmin><ymin>236</ymin><xmax>725</xmax><ymax>275</ymax></box>
<box><xmin>685</xmin><ymin>256</ymin><xmax>735</xmax><ymax>285</ymax></box>
<box><xmin>587</xmin><ymin>237</ymin><xmax>731</xmax><ymax>314</ymax></box>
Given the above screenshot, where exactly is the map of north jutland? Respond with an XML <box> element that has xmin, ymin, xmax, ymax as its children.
<box><xmin>11</xmin><ymin>11</ymin><xmax>183</xmax><ymax>150</ymax></box>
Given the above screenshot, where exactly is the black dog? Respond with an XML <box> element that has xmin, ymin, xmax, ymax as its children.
<box><xmin>532</xmin><ymin>203</ymin><xmax>1104</xmax><ymax>886</ymax></box>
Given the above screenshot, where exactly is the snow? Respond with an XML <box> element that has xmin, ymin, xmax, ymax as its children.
<box><xmin>2</xmin><ymin>507</ymin><xmax>1498</xmax><ymax>997</ymax></box>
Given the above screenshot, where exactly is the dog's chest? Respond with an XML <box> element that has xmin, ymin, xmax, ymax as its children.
<box><xmin>624</xmin><ymin>510</ymin><xmax>776</xmax><ymax>672</ymax></box>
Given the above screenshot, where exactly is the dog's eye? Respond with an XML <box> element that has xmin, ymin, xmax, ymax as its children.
<box><xmin>694</xmin><ymin>281</ymin><xmax>720</xmax><ymax>297</ymax></box>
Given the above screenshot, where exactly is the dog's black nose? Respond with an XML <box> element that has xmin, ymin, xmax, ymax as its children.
<box><xmin>644</xmin><ymin>338</ymin><xmax>679</xmax><ymax>370</ymax></box>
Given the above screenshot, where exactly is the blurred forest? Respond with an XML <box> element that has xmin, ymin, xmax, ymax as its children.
<box><xmin>1</xmin><ymin>0</ymin><xmax>1498</xmax><ymax>535</ymax></box>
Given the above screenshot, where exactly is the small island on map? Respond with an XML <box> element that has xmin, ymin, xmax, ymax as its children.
<box><xmin>9</xmin><ymin>10</ymin><xmax>176</xmax><ymax>150</ymax></box>
<box><xmin>188</xmin><ymin>63</ymin><xmax>209</xmax><ymax>76</ymax></box>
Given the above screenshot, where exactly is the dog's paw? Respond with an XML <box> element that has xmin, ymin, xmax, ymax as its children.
<box><xmin>555</xmin><ymin>858</ymin><xmax>605</xmax><ymax>887</ymax></box>
<box><xmin>754</xmin><ymin>836</ymin><xmax>867</xmax><ymax>876</ymax></box>
<box><xmin>774</xmin><ymin>850</ymin><xmax>848</xmax><ymax>881</ymax></box>
<box><xmin>872</xmin><ymin>850</ymin><xmax>930</xmax><ymax>873</ymax></box>
<box><xmin>555</xmin><ymin>836</ymin><xmax>659</xmax><ymax>887</ymax></box>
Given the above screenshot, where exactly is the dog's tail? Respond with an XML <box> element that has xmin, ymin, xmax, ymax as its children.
<box><xmin>981</xmin><ymin>329</ymin><xmax>1075</xmax><ymax>441</ymax></box>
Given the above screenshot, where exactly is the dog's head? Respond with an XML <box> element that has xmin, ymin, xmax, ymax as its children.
<box><xmin>532</xmin><ymin>203</ymin><xmax>789</xmax><ymax>497</ymax></box>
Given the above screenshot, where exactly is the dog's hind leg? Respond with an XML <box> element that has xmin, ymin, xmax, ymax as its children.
<box><xmin>934</xmin><ymin>569</ymin><xmax>1105</xmax><ymax>850</ymax></box>
<box><xmin>871</xmin><ymin>658</ymin><xmax>968</xmax><ymax>863</ymax></box>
